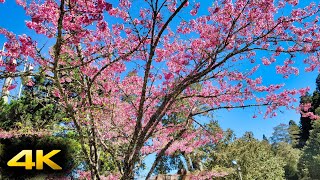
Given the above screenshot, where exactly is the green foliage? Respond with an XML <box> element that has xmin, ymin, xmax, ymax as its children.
<box><xmin>298</xmin><ymin>120</ymin><xmax>320</xmax><ymax>180</ymax></box>
<box><xmin>298</xmin><ymin>74</ymin><xmax>320</xmax><ymax>148</ymax></box>
<box><xmin>273</xmin><ymin>142</ymin><xmax>301</xmax><ymax>180</ymax></box>
<box><xmin>0</xmin><ymin>74</ymin><xmax>65</xmax><ymax>131</ymax></box>
<box><xmin>262</xmin><ymin>134</ymin><xmax>269</xmax><ymax>143</ymax></box>
<box><xmin>206</xmin><ymin>132</ymin><xmax>286</xmax><ymax>180</ymax></box>
<box><xmin>0</xmin><ymin>98</ymin><xmax>64</xmax><ymax>131</ymax></box>
<box><xmin>153</xmin><ymin>154</ymin><xmax>184</xmax><ymax>175</ymax></box>
<box><xmin>270</xmin><ymin>123</ymin><xmax>290</xmax><ymax>144</ymax></box>
<box><xmin>98</xmin><ymin>152</ymin><xmax>120</xmax><ymax>175</ymax></box>
<box><xmin>288</xmin><ymin>120</ymin><xmax>300</xmax><ymax>148</ymax></box>
<box><xmin>299</xmin><ymin>93</ymin><xmax>313</xmax><ymax>148</ymax></box>
<box><xmin>270</xmin><ymin>122</ymin><xmax>301</xmax><ymax>179</ymax></box>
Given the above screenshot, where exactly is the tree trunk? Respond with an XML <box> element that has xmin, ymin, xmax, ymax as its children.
<box><xmin>121</xmin><ymin>162</ymin><xmax>135</xmax><ymax>180</ymax></box>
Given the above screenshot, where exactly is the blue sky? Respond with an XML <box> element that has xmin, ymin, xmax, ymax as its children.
<box><xmin>0</xmin><ymin>0</ymin><xmax>319</xmax><ymax>139</ymax></box>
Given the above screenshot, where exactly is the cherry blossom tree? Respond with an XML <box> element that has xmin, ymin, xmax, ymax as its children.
<box><xmin>1</xmin><ymin>0</ymin><xmax>320</xmax><ymax>179</ymax></box>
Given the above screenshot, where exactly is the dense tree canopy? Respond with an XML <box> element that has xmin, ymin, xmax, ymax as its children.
<box><xmin>0</xmin><ymin>74</ymin><xmax>64</xmax><ymax>133</ymax></box>
<box><xmin>274</xmin><ymin>142</ymin><xmax>301</xmax><ymax>180</ymax></box>
<box><xmin>298</xmin><ymin>120</ymin><xmax>320</xmax><ymax>179</ymax></box>
<box><xmin>206</xmin><ymin>132</ymin><xmax>286</xmax><ymax>179</ymax></box>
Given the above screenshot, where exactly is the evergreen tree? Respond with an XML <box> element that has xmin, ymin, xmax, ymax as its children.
<box><xmin>288</xmin><ymin>120</ymin><xmax>300</xmax><ymax>148</ymax></box>
<box><xmin>206</xmin><ymin>132</ymin><xmax>286</xmax><ymax>180</ymax></box>
<box><xmin>298</xmin><ymin>74</ymin><xmax>320</xmax><ymax>148</ymax></box>
<box><xmin>298</xmin><ymin>120</ymin><xmax>320</xmax><ymax>179</ymax></box>
<box><xmin>242</xmin><ymin>131</ymin><xmax>254</xmax><ymax>141</ymax></box>
<box><xmin>270</xmin><ymin>124</ymin><xmax>290</xmax><ymax>144</ymax></box>
<box><xmin>0</xmin><ymin>73</ymin><xmax>65</xmax><ymax>132</ymax></box>
<box><xmin>262</xmin><ymin>134</ymin><xmax>269</xmax><ymax>142</ymax></box>
<box><xmin>274</xmin><ymin>142</ymin><xmax>301</xmax><ymax>180</ymax></box>
<box><xmin>299</xmin><ymin>93</ymin><xmax>313</xmax><ymax>148</ymax></box>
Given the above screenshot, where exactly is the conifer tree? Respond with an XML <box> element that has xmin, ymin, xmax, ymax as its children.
<box><xmin>288</xmin><ymin>120</ymin><xmax>300</xmax><ymax>148</ymax></box>
<box><xmin>0</xmin><ymin>73</ymin><xmax>64</xmax><ymax>132</ymax></box>
<box><xmin>299</xmin><ymin>74</ymin><xmax>320</xmax><ymax>148</ymax></box>
<box><xmin>298</xmin><ymin>120</ymin><xmax>320</xmax><ymax>179</ymax></box>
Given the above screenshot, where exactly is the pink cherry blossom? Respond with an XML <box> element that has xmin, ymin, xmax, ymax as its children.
<box><xmin>7</xmin><ymin>84</ymin><xmax>17</xmax><ymax>91</ymax></box>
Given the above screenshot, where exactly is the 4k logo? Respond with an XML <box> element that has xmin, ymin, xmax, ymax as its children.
<box><xmin>7</xmin><ymin>150</ymin><xmax>62</xmax><ymax>170</ymax></box>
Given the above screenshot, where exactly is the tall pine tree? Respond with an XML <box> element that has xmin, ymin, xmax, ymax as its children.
<box><xmin>0</xmin><ymin>72</ymin><xmax>64</xmax><ymax>132</ymax></box>
<box><xmin>298</xmin><ymin>120</ymin><xmax>320</xmax><ymax>179</ymax></box>
<box><xmin>298</xmin><ymin>74</ymin><xmax>320</xmax><ymax>148</ymax></box>
<box><xmin>288</xmin><ymin>120</ymin><xmax>300</xmax><ymax>148</ymax></box>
